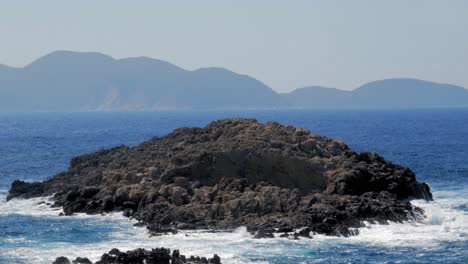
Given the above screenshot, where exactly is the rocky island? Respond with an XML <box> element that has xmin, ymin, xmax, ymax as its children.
<box><xmin>8</xmin><ymin>118</ymin><xmax>432</xmax><ymax>241</ymax></box>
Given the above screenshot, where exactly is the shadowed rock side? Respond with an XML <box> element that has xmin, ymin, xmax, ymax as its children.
<box><xmin>52</xmin><ymin>247</ymin><xmax>221</xmax><ymax>264</ymax></box>
<box><xmin>8</xmin><ymin>118</ymin><xmax>432</xmax><ymax>236</ymax></box>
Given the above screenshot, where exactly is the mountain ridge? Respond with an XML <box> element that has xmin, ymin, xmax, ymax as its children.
<box><xmin>286</xmin><ymin>78</ymin><xmax>468</xmax><ymax>109</ymax></box>
<box><xmin>1</xmin><ymin>51</ymin><xmax>467</xmax><ymax>111</ymax></box>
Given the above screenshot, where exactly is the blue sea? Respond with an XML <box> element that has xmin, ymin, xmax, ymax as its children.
<box><xmin>1</xmin><ymin>109</ymin><xmax>467</xmax><ymax>263</ymax></box>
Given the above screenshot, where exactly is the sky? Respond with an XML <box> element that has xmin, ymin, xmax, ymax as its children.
<box><xmin>0</xmin><ymin>0</ymin><xmax>467</xmax><ymax>92</ymax></box>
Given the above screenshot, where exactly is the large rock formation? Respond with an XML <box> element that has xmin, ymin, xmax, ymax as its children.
<box><xmin>8</xmin><ymin>118</ymin><xmax>432</xmax><ymax>236</ymax></box>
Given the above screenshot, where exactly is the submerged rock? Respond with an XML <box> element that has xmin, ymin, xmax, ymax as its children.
<box><xmin>53</xmin><ymin>248</ymin><xmax>221</xmax><ymax>264</ymax></box>
<box><xmin>8</xmin><ymin>118</ymin><xmax>432</xmax><ymax>236</ymax></box>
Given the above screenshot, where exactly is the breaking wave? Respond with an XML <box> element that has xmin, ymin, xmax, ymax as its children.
<box><xmin>1</xmin><ymin>185</ymin><xmax>467</xmax><ymax>264</ymax></box>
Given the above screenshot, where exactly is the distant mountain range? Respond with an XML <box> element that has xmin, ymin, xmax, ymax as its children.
<box><xmin>1</xmin><ymin>51</ymin><xmax>467</xmax><ymax>111</ymax></box>
<box><xmin>283</xmin><ymin>79</ymin><xmax>468</xmax><ymax>109</ymax></box>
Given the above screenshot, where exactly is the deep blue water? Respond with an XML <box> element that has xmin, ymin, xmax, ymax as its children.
<box><xmin>0</xmin><ymin>109</ymin><xmax>467</xmax><ymax>263</ymax></box>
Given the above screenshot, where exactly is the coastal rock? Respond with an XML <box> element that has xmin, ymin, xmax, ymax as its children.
<box><xmin>52</xmin><ymin>256</ymin><xmax>70</xmax><ymax>264</ymax></box>
<box><xmin>8</xmin><ymin>118</ymin><xmax>432</xmax><ymax>236</ymax></box>
<box><xmin>52</xmin><ymin>248</ymin><xmax>221</xmax><ymax>264</ymax></box>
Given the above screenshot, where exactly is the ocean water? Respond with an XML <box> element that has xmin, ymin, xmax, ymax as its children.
<box><xmin>0</xmin><ymin>109</ymin><xmax>467</xmax><ymax>263</ymax></box>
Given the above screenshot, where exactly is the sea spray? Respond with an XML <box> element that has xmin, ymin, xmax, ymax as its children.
<box><xmin>1</xmin><ymin>188</ymin><xmax>467</xmax><ymax>263</ymax></box>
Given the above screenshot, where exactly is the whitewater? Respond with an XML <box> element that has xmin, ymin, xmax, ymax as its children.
<box><xmin>1</xmin><ymin>110</ymin><xmax>467</xmax><ymax>263</ymax></box>
<box><xmin>1</xmin><ymin>185</ymin><xmax>467</xmax><ymax>263</ymax></box>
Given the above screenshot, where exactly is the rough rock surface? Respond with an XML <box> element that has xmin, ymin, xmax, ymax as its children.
<box><xmin>52</xmin><ymin>247</ymin><xmax>221</xmax><ymax>264</ymax></box>
<box><xmin>8</xmin><ymin>118</ymin><xmax>432</xmax><ymax>236</ymax></box>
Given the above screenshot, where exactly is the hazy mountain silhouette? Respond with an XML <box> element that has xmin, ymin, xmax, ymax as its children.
<box><xmin>0</xmin><ymin>51</ymin><xmax>287</xmax><ymax>111</ymax></box>
<box><xmin>285</xmin><ymin>79</ymin><xmax>468</xmax><ymax>109</ymax></box>
<box><xmin>282</xmin><ymin>86</ymin><xmax>349</xmax><ymax>109</ymax></box>
<box><xmin>1</xmin><ymin>51</ymin><xmax>468</xmax><ymax>111</ymax></box>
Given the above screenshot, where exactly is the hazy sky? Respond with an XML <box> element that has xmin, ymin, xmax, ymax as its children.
<box><xmin>1</xmin><ymin>0</ymin><xmax>467</xmax><ymax>92</ymax></box>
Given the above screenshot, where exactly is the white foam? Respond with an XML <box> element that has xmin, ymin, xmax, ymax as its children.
<box><xmin>6</xmin><ymin>226</ymin><xmax>264</xmax><ymax>264</ymax></box>
<box><xmin>0</xmin><ymin>193</ymin><xmax>129</xmax><ymax>221</ymax></box>
<box><xmin>0</xmin><ymin>193</ymin><xmax>260</xmax><ymax>263</ymax></box>
<box><xmin>1</xmin><ymin>186</ymin><xmax>467</xmax><ymax>263</ymax></box>
<box><xmin>346</xmin><ymin>187</ymin><xmax>468</xmax><ymax>248</ymax></box>
<box><xmin>0</xmin><ymin>194</ymin><xmax>64</xmax><ymax>217</ymax></box>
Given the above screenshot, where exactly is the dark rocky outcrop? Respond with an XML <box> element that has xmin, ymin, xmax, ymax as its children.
<box><xmin>53</xmin><ymin>247</ymin><xmax>221</xmax><ymax>264</ymax></box>
<box><xmin>8</xmin><ymin>118</ymin><xmax>432</xmax><ymax>236</ymax></box>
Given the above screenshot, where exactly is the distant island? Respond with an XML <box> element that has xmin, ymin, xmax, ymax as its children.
<box><xmin>1</xmin><ymin>51</ymin><xmax>467</xmax><ymax>111</ymax></box>
<box><xmin>283</xmin><ymin>80</ymin><xmax>468</xmax><ymax>109</ymax></box>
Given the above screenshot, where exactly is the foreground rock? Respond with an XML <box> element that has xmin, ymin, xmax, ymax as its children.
<box><xmin>52</xmin><ymin>247</ymin><xmax>221</xmax><ymax>264</ymax></box>
<box><xmin>8</xmin><ymin>118</ymin><xmax>432</xmax><ymax>236</ymax></box>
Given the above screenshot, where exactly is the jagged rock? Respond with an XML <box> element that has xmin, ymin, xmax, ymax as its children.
<box><xmin>296</xmin><ymin>227</ymin><xmax>312</xmax><ymax>238</ymax></box>
<box><xmin>53</xmin><ymin>257</ymin><xmax>70</xmax><ymax>264</ymax></box>
<box><xmin>52</xmin><ymin>247</ymin><xmax>221</xmax><ymax>264</ymax></box>
<box><xmin>72</xmin><ymin>257</ymin><xmax>92</xmax><ymax>264</ymax></box>
<box><xmin>253</xmin><ymin>229</ymin><xmax>275</xmax><ymax>239</ymax></box>
<box><xmin>8</xmin><ymin>118</ymin><xmax>432</xmax><ymax>236</ymax></box>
